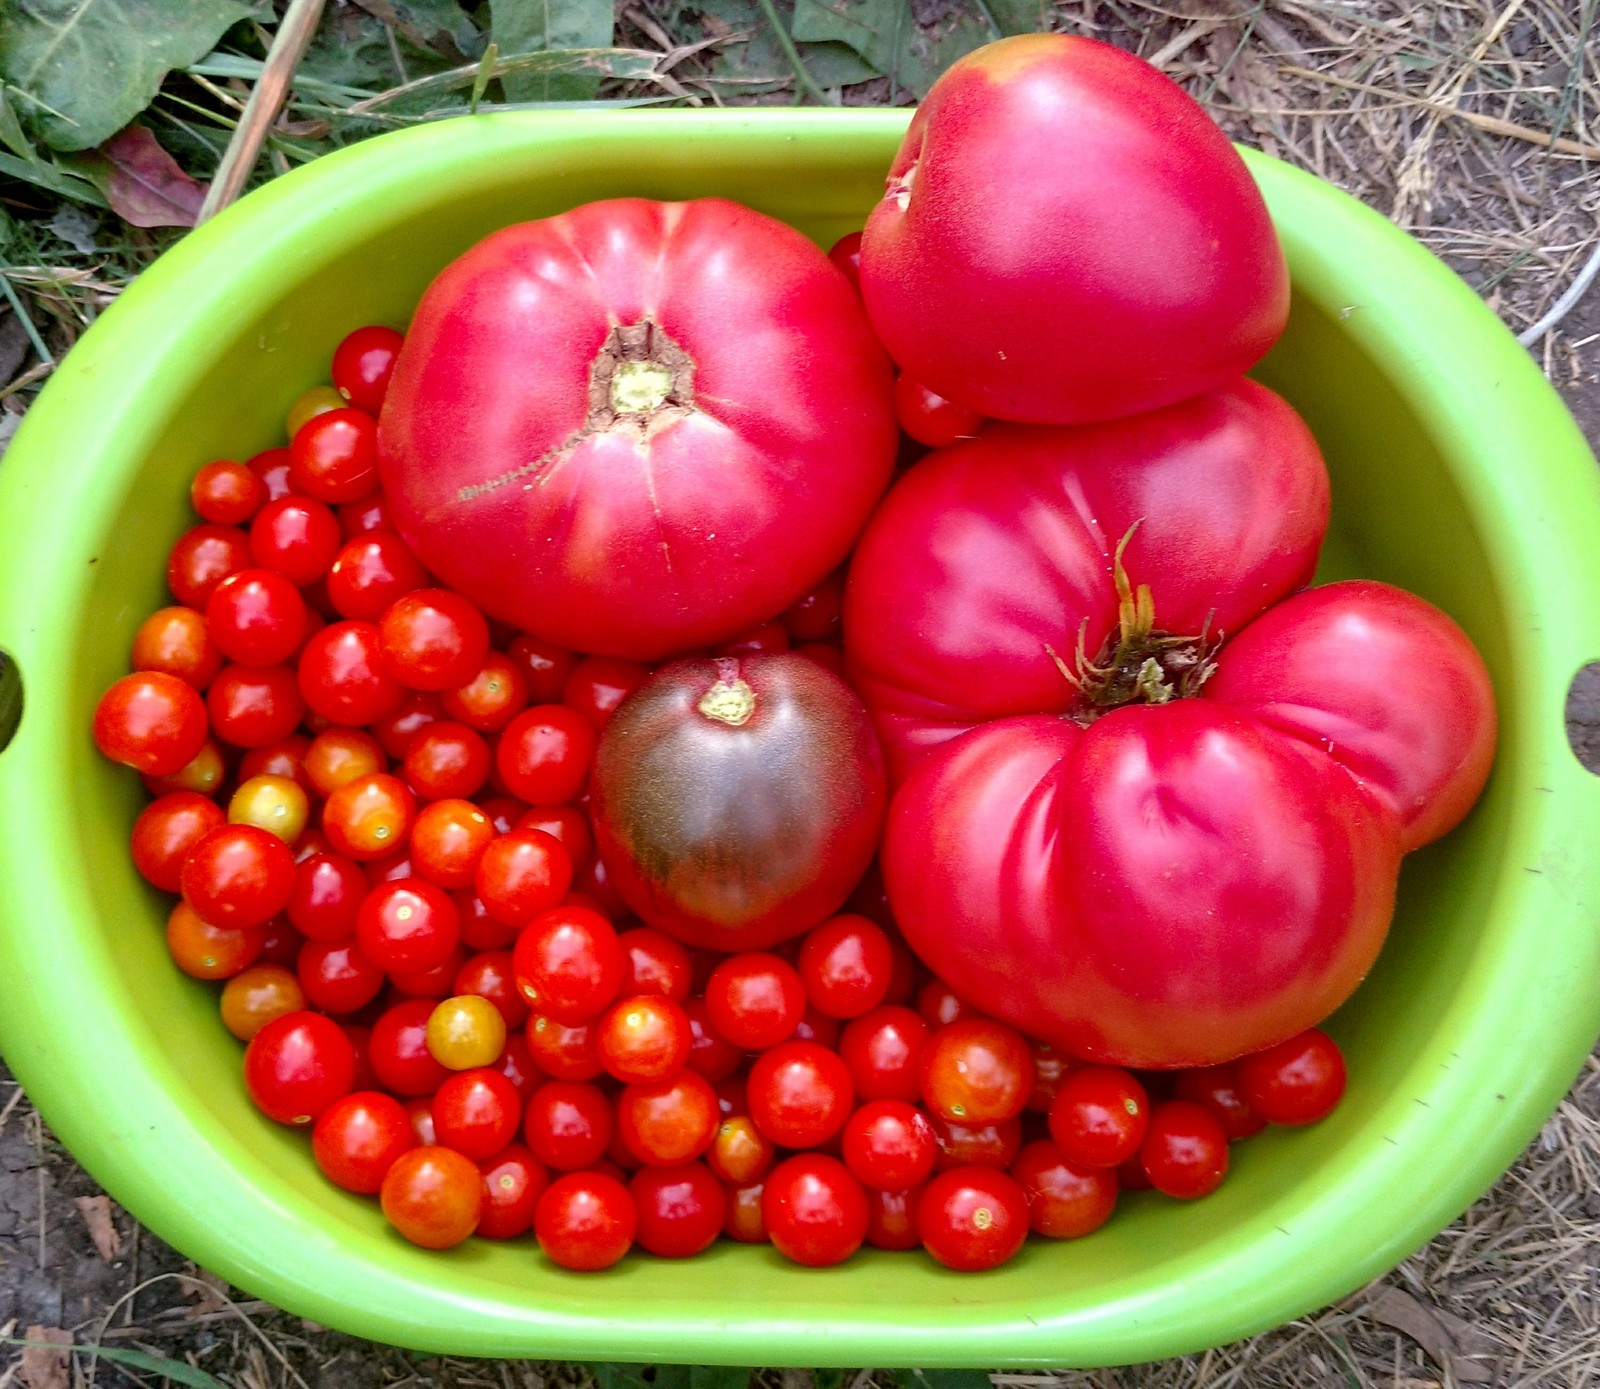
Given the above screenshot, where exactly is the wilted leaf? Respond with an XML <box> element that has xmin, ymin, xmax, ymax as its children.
<box><xmin>179</xmin><ymin>1264</ymin><xmax>232</xmax><ymax>1317</ymax></box>
<box><xmin>97</xmin><ymin>124</ymin><xmax>206</xmax><ymax>228</ymax></box>
<box><xmin>0</xmin><ymin>0</ymin><xmax>253</xmax><ymax>151</ymax></box>
<box><xmin>47</xmin><ymin>204</ymin><xmax>100</xmax><ymax>253</ymax></box>
<box><xmin>490</xmin><ymin>0</ymin><xmax>614</xmax><ymax>101</ymax></box>
<box><xmin>73</xmin><ymin>1194</ymin><xmax>122</xmax><ymax>1261</ymax></box>
<box><xmin>1366</xmin><ymin>1287</ymin><xmax>1501</xmax><ymax>1384</ymax></box>
<box><xmin>18</xmin><ymin>1327</ymin><xmax>71</xmax><ymax>1389</ymax></box>
<box><xmin>791</xmin><ymin>0</ymin><xmax>1031</xmax><ymax>96</ymax></box>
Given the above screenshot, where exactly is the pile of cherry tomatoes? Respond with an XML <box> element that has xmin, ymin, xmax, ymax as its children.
<box><xmin>92</xmin><ymin>322</ymin><xmax>1346</xmax><ymax>1272</ymax></box>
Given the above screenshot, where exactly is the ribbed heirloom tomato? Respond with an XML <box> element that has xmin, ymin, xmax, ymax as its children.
<box><xmin>377</xmin><ymin>197</ymin><xmax>897</xmax><ymax>660</ymax></box>
<box><xmin>848</xmin><ymin>380</ymin><xmax>1496</xmax><ymax>1068</ymax></box>
<box><xmin>858</xmin><ymin>33</ymin><xmax>1288</xmax><ymax>425</ymax></box>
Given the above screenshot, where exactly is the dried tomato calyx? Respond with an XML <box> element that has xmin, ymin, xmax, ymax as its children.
<box><xmin>697</xmin><ymin>659</ymin><xmax>756</xmax><ymax>727</ymax></box>
<box><xmin>1049</xmin><ymin>523</ymin><xmax>1219</xmax><ymax>724</ymax></box>
<box><xmin>588</xmin><ymin>319</ymin><xmax>696</xmax><ymax>426</ymax></box>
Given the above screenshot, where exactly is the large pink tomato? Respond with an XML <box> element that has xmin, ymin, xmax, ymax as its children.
<box><xmin>590</xmin><ymin>653</ymin><xmax>886</xmax><ymax>951</ymax></box>
<box><xmin>859</xmin><ymin>34</ymin><xmax>1288</xmax><ymax>425</ymax></box>
<box><xmin>845</xmin><ymin>383</ymin><xmax>1495</xmax><ymax>1069</ymax></box>
<box><xmin>378</xmin><ymin>198</ymin><xmax>897</xmax><ymax>661</ymax></box>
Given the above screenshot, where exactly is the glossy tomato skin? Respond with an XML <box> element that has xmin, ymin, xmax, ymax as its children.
<box><xmin>846</xmin><ymin>381</ymin><xmax>1330</xmax><ymax>781</ymax></box>
<box><xmin>312</xmin><ymin>1091</ymin><xmax>413</xmax><ymax>1193</ymax></box>
<box><xmin>887</xmin><ymin>705</ymin><xmax>1403</xmax><ymax>1069</ymax></box>
<box><xmin>378</xmin><ymin>197</ymin><xmax>897</xmax><ymax>660</ymax></box>
<box><xmin>846</xmin><ymin>385</ymin><xmax>1491</xmax><ymax>1068</ymax></box>
<box><xmin>243</xmin><ymin>1011</ymin><xmax>357</xmax><ymax>1125</ymax></box>
<box><xmin>93</xmin><ymin>673</ymin><xmax>209</xmax><ymax>776</ymax></box>
<box><xmin>629</xmin><ymin>1162</ymin><xmax>726</xmax><ymax>1258</ymax></box>
<box><xmin>859</xmin><ymin>33</ymin><xmax>1287</xmax><ymax>425</ymax></box>
<box><xmin>591</xmin><ymin>654</ymin><xmax>886</xmax><ymax>950</ymax></box>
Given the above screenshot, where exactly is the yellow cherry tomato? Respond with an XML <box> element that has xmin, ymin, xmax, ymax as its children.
<box><xmin>229</xmin><ymin>773</ymin><xmax>310</xmax><ymax>844</ymax></box>
<box><xmin>285</xmin><ymin>385</ymin><xmax>346</xmax><ymax>439</ymax></box>
<box><xmin>426</xmin><ymin>994</ymin><xmax>507</xmax><ymax>1070</ymax></box>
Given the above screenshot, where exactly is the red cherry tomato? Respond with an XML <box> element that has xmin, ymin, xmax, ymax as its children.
<box><xmin>131</xmin><ymin>792</ymin><xmax>225</xmax><ymax>892</ymax></box>
<box><xmin>356</xmin><ymin>878</ymin><xmax>460</xmax><ymax>975</ymax></box>
<box><xmin>683</xmin><ymin>996</ymin><xmax>743</xmax><ymax>1083</ymax></box>
<box><xmin>379</xmin><ymin>589</ymin><xmax>491</xmax><ymax>692</ymax></box>
<box><xmin>865</xmin><ymin>1184</ymin><xmax>923</xmax><ymax>1250</ymax></box>
<box><xmin>141</xmin><ymin>739</ymin><xmax>226</xmax><ymax>799</ymax></box>
<box><xmin>246</xmin><ymin>447</ymin><xmax>292</xmax><ymax>501</ymax></box>
<box><xmin>441</xmin><ymin>651</ymin><xmax>529</xmax><ymax>733</ymax></box>
<box><xmin>243</xmin><ymin>1011</ymin><xmax>357</xmax><ymax>1125</ymax></box>
<box><xmin>917</xmin><ymin>1167</ymin><xmax>1029</xmax><ymax>1270</ymax></box>
<box><xmin>917</xmin><ymin>979</ymin><xmax>982</xmax><ymax>1030</ymax></box>
<box><xmin>477</xmin><ymin>829</ymin><xmax>573</xmax><ymax>928</ymax></box>
<box><xmin>297</xmin><ymin>937</ymin><xmax>385</xmax><ymax>1014</ymax></box>
<box><xmin>1048</xmin><ymin>1066</ymin><xmax>1152</xmax><ymax>1169</ymax></box>
<box><xmin>322</xmin><ymin>771</ymin><xmax>415</xmax><ymax>860</ymax></box>
<box><xmin>369</xmin><ymin>998</ymin><xmax>452</xmax><ymax>1097</ymax></box>
<box><xmin>927</xmin><ymin>1112</ymin><xmax>1023</xmax><ymax>1172</ymax></box>
<box><xmin>781</xmin><ymin>572</ymin><xmax>846</xmax><ymax>647</ymax></box>
<box><xmin>249</xmin><ymin>496</ymin><xmax>341</xmax><ymax>586</ymax></box>
<box><xmin>432</xmin><ymin>1067</ymin><xmax>522</xmax><ymax>1161</ymax></box>
<box><xmin>453</xmin><ymin>949</ymin><xmax>529</xmax><ymax>1029</ymax></box>
<box><xmin>298</xmin><ymin>620</ymin><xmax>404</xmax><ymax>727</ymax></box>
<box><xmin>132</xmin><ymin>606</ymin><xmax>223</xmax><ymax>689</ymax></box>
<box><xmin>706</xmin><ymin>1113</ymin><xmax>774</xmax><ymax>1185</ymax></box>
<box><xmin>290</xmin><ymin>408</ymin><xmax>379</xmax><ymax>504</ymax></box>
<box><xmin>191</xmin><ymin>459</ymin><xmax>266</xmax><ymax>526</ymax></box>
<box><xmin>523</xmin><ymin>1080</ymin><xmax>614</xmax><ymax>1171</ymax></box>
<box><xmin>798</xmin><ymin>914</ymin><xmax>894</xmax><ymax>1019</ymax></box>
<box><xmin>747</xmin><ymin>1041</ymin><xmax>854</xmax><ymax>1150</ymax></box>
<box><xmin>404</xmin><ymin>721</ymin><xmax>491</xmax><ymax>801</ymax></box>
<box><xmin>286</xmin><ymin>853</ymin><xmax>367</xmax><ymax>942</ymax></box>
<box><xmin>827</xmin><ymin>231</ymin><xmax>863</xmax><ymax>292</ymax></box>
<box><xmin>1010</xmin><ymin>1138</ymin><xmax>1119</xmax><ymax>1239</ymax></box>
<box><xmin>617</xmin><ymin>927</ymin><xmax>692</xmax><ymax>1002</ymax></box>
<box><xmin>511</xmin><ymin>904</ymin><xmax>623</xmax><ymax>1022</ymax></box>
<box><xmin>381</xmin><ymin>1145</ymin><xmax>482</xmax><ymax>1248</ymax></box>
<box><xmin>616</xmin><ymin>1071</ymin><xmax>719</xmax><ymax>1167</ymax></box>
<box><xmin>165</xmin><ymin>901</ymin><xmax>264</xmax><ymax>980</ymax></box>
<box><xmin>332</xmin><ymin>325</ymin><xmax>405</xmax><ymax>414</ymax></box>
<box><xmin>168</xmin><ymin>523</ymin><xmax>251</xmax><ymax>609</ymax></box>
<box><xmin>508</xmin><ymin>635</ymin><xmax>576</xmax><ymax>704</ymax></box>
<box><xmin>919</xmin><ymin>1019</ymin><xmax>1033</xmax><ymax>1125</ymax></box>
<box><xmin>704</xmin><ymin>953</ymin><xmax>806</xmax><ymax>1051</ymax></box>
<box><xmin>841</xmin><ymin>1100</ymin><xmax>937</xmax><ymax>1190</ymax></box>
<box><xmin>1173</xmin><ymin>1062</ymin><xmax>1269</xmax><ymax>1140</ymax></box>
<box><xmin>534</xmin><ymin>1171</ymin><xmax>636</xmax><ymax>1270</ymax></box>
<box><xmin>181</xmin><ymin>824</ymin><xmax>296</xmax><ymax>929</ymax></box>
<box><xmin>526</xmin><ymin>1013</ymin><xmax>604</xmax><ymax>1082</ymax></box>
<box><xmin>93</xmin><ymin>672</ymin><xmax>208</xmax><ymax>775</ymax></box>
<box><xmin>1026</xmin><ymin>1041</ymin><xmax>1072</xmax><ymax>1114</ymax></box>
<box><xmin>407</xmin><ymin>798</ymin><xmax>493</xmax><ymax>890</ymax></box>
<box><xmin>476</xmin><ymin>1142</ymin><xmax>548</xmax><ymax>1239</ymax></box>
<box><xmin>630</xmin><ymin>1162</ymin><xmax>726</xmax><ymax>1258</ymax></box>
<box><xmin>205</xmin><ymin>664</ymin><xmax>303</xmax><ymax>749</ymax></box>
<box><xmin>892</xmin><ymin>370</ymin><xmax>986</xmax><ymax>449</ymax></box>
<box><xmin>326</xmin><ymin>533</ymin><xmax>428</xmax><ymax>622</ymax></box>
<box><xmin>724</xmin><ymin>1178</ymin><xmax>769</xmax><ymax>1244</ymax></box>
<box><xmin>338</xmin><ymin>493</ymin><xmax>392</xmax><ymax>539</ymax></box>
<box><xmin>206</xmin><ymin>569</ymin><xmax>307</xmax><ymax>668</ymax></box>
<box><xmin>496</xmin><ymin>705</ymin><xmax>595</xmax><ymax>805</ymax></box>
<box><xmin>1139</xmin><ymin>1100</ymin><xmax>1230</xmax><ymax>1199</ymax></box>
<box><xmin>312</xmin><ymin>1091</ymin><xmax>413</xmax><ymax>1193</ymax></box>
<box><xmin>838</xmin><ymin>1004</ymin><xmax>930</xmax><ymax>1104</ymax></box>
<box><xmin>761</xmin><ymin>1153</ymin><xmax>869</xmax><ymax>1267</ymax></box>
<box><xmin>1235</xmin><ymin>1028</ymin><xmax>1347</xmax><ymax>1126</ymax></box>
<box><xmin>596</xmin><ymin>994</ymin><xmax>692</xmax><ymax>1084</ymax></box>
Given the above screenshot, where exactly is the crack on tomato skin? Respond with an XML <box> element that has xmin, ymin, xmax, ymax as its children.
<box><xmin>455</xmin><ymin>317</ymin><xmax>698</xmax><ymax>504</ymax></box>
<box><xmin>1048</xmin><ymin>522</ymin><xmax>1221</xmax><ymax>725</ymax></box>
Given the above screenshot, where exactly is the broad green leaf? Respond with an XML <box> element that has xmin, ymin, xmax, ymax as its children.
<box><xmin>384</xmin><ymin>0</ymin><xmax>488</xmax><ymax>59</ymax></box>
<box><xmin>0</xmin><ymin>150</ymin><xmax>109</xmax><ymax>206</ymax></box>
<box><xmin>0</xmin><ymin>0</ymin><xmax>253</xmax><ymax>150</ymax></box>
<box><xmin>791</xmin><ymin>0</ymin><xmax>1032</xmax><ymax>96</ymax></box>
<box><xmin>490</xmin><ymin>0</ymin><xmax>614</xmax><ymax>101</ymax></box>
<box><xmin>298</xmin><ymin>4</ymin><xmax>460</xmax><ymax>92</ymax></box>
<box><xmin>985</xmin><ymin>0</ymin><xmax>1052</xmax><ymax>32</ymax></box>
<box><xmin>698</xmin><ymin>0</ymin><xmax>877</xmax><ymax>94</ymax></box>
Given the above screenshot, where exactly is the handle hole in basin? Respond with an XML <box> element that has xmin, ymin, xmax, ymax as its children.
<box><xmin>1565</xmin><ymin>662</ymin><xmax>1600</xmax><ymax>775</ymax></box>
<box><xmin>0</xmin><ymin>651</ymin><xmax>19</xmax><ymax>754</ymax></box>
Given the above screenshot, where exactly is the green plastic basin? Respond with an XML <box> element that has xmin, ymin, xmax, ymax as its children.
<box><xmin>0</xmin><ymin>110</ymin><xmax>1597</xmax><ymax>1367</ymax></box>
